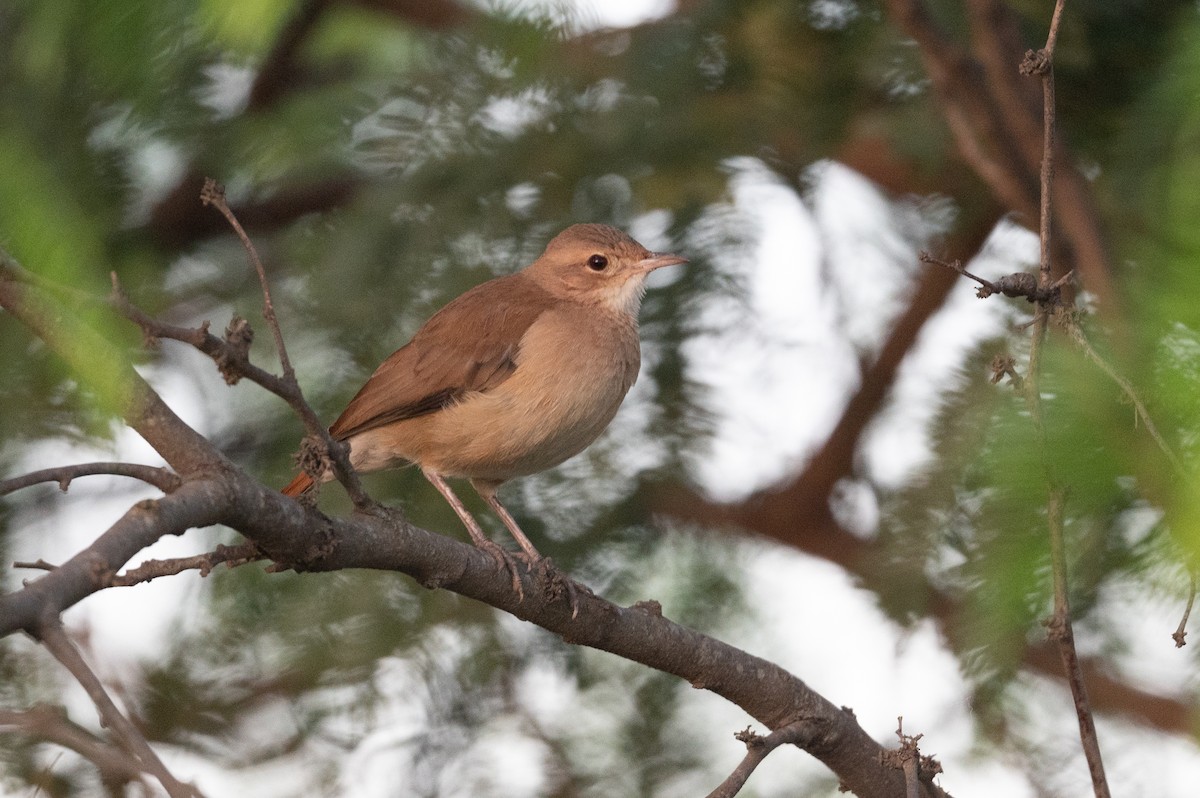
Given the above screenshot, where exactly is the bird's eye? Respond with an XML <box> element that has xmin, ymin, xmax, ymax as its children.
<box><xmin>587</xmin><ymin>254</ymin><xmax>608</xmax><ymax>271</ymax></box>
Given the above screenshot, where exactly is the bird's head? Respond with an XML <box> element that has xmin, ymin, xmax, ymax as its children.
<box><xmin>525</xmin><ymin>223</ymin><xmax>687</xmax><ymax>316</ymax></box>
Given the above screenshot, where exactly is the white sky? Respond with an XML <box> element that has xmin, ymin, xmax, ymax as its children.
<box><xmin>483</xmin><ymin>0</ymin><xmax>677</xmax><ymax>30</ymax></box>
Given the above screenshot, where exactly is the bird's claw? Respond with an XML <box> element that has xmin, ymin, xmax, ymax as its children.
<box><xmin>478</xmin><ymin>539</ymin><xmax>525</xmax><ymax>602</ymax></box>
<box><xmin>530</xmin><ymin>557</ymin><xmax>591</xmax><ymax>619</ymax></box>
<box><xmin>473</xmin><ymin>545</ymin><xmax>591</xmax><ymax>617</ymax></box>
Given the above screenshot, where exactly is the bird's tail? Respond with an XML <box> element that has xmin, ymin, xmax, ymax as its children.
<box><xmin>281</xmin><ymin>471</ymin><xmax>315</xmax><ymax>497</ymax></box>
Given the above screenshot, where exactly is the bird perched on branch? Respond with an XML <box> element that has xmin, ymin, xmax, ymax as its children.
<box><xmin>283</xmin><ymin>223</ymin><xmax>686</xmax><ymax>601</ymax></box>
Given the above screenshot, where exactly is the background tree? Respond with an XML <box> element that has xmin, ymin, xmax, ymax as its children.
<box><xmin>2</xmin><ymin>0</ymin><xmax>1199</xmax><ymax>796</ymax></box>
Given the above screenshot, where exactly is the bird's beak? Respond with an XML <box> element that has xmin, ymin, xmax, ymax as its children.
<box><xmin>637</xmin><ymin>252</ymin><xmax>688</xmax><ymax>272</ymax></box>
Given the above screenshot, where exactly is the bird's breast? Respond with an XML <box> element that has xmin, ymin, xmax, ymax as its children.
<box><xmin>403</xmin><ymin>305</ymin><xmax>641</xmax><ymax>481</ymax></box>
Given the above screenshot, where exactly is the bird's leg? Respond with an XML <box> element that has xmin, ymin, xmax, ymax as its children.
<box><xmin>421</xmin><ymin>468</ymin><xmax>524</xmax><ymax>601</ymax></box>
<box><xmin>474</xmin><ymin>489</ymin><xmax>543</xmax><ymax>561</ymax></box>
<box><xmin>472</xmin><ymin>481</ymin><xmax>586</xmax><ymax>619</ymax></box>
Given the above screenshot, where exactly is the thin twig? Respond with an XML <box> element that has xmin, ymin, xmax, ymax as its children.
<box><xmin>919</xmin><ymin>252</ymin><xmax>1003</xmax><ymax>295</ymax></box>
<box><xmin>107</xmin><ymin>543</ymin><xmax>264</xmax><ymax>587</ymax></box>
<box><xmin>903</xmin><ymin>752</ymin><xmax>920</xmax><ymax>798</ymax></box>
<box><xmin>12</xmin><ymin>559</ymin><xmax>58</xmax><ymax>572</ymax></box>
<box><xmin>109</xmin><ymin>271</ymin><xmax>290</xmax><ymax>393</ymax></box>
<box><xmin>199</xmin><ymin>179</ymin><xmax>295</xmax><ymax>383</ymax></box>
<box><xmin>880</xmin><ymin>717</ymin><xmax>942</xmax><ymax>798</ymax></box>
<box><xmin>37</xmin><ymin>622</ymin><xmax>203</xmax><ymax>798</ymax></box>
<box><xmin>1058</xmin><ymin>313</ymin><xmax>1185</xmax><ymax>474</ymax></box>
<box><xmin>198</xmin><ymin>180</ymin><xmax>373</xmax><ymax>509</ymax></box>
<box><xmin>919</xmin><ymin>251</ymin><xmax>1066</xmax><ymax>304</ymax></box>
<box><xmin>0</xmin><ymin>705</ymin><xmax>146</xmax><ymax>787</ymax></box>
<box><xmin>1042</xmin><ymin>489</ymin><xmax>1109</xmax><ymax>796</ymax></box>
<box><xmin>1172</xmin><ymin>573</ymin><xmax>1195</xmax><ymax>648</ymax></box>
<box><xmin>1044</xmin><ymin>0</ymin><xmax>1067</xmax><ymax>56</ymax></box>
<box><xmin>1019</xmin><ymin>3</ymin><xmax>1111</xmax><ymax>796</ymax></box>
<box><xmin>703</xmin><ymin>723</ymin><xmax>813</xmax><ymax>798</ymax></box>
<box><xmin>0</xmin><ymin>462</ymin><xmax>181</xmax><ymax>497</ymax></box>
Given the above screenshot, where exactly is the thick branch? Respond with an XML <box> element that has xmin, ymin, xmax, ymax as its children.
<box><xmin>3</xmin><ymin>478</ymin><xmax>228</xmax><ymax>633</ymax></box>
<box><xmin>246</xmin><ymin>0</ymin><xmax>335</xmax><ymax>110</ymax></box>
<box><xmin>349</xmin><ymin>0</ymin><xmax>472</xmax><ymax>27</ymax></box>
<box><xmin>250</xmin><ymin>0</ymin><xmax>474</xmax><ymax>109</ymax></box>
<box><xmin>882</xmin><ymin>0</ymin><xmax>1037</xmax><ymax>219</ymax></box>
<box><xmin>141</xmin><ymin>0</ymin><xmax>472</xmax><ymax>251</ymax></box>
<box><xmin>223</xmin><ymin>481</ymin><xmax>947</xmax><ymax>798</ymax></box>
<box><xmin>2</xmin><ymin>461</ymin><xmax>945</xmax><ymax>798</ymax></box>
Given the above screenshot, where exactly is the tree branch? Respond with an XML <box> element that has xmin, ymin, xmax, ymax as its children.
<box><xmin>703</xmin><ymin>723</ymin><xmax>816</xmax><ymax>798</ymax></box>
<box><xmin>655</xmin><ymin>213</ymin><xmax>994</xmax><ymax>566</ymax></box>
<box><xmin>1019</xmin><ymin>3</ymin><xmax>1111</xmax><ymax>795</ymax></box>
<box><xmin>197</xmin><ymin>180</ymin><xmax>372</xmax><ymax>508</ymax></box>
<box><xmin>1057</xmin><ymin>312</ymin><xmax>1184</xmax><ymax>474</ymax></box>
<box><xmin>36</xmin><ymin>622</ymin><xmax>202</xmax><ymax>798</ymax></box>
<box><xmin>0</xmin><ymin>704</ymin><xmax>146</xmax><ymax>788</ymax></box>
<box><xmin>246</xmin><ymin>0</ymin><xmax>335</xmax><ymax>111</ymax></box>
<box><xmin>108</xmin><ymin>271</ymin><xmax>293</xmax><ymax>392</ymax></box>
<box><xmin>0</xmin><ymin>251</ymin><xmax>230</xmax><ymax>479</ymax></box>
<box><xmin>139</xmin><ymin>0</ymin><xmax>473</xmax><ymax>252</ymax></box>
<box><xmin>881</xmin><ymin>0</ymin><xmax>1119</xmax><ymax>314</ymax></box>
<box><xmin>1172</xmin><ymin>574</ymin><xmax>1195</xmax><ymax>648</ymax></box>
<box><xmin>1</xmin><ymin>463</ymin><xmax>948</xmax><ymax>797</ymax></box>
<box><xmin>107</xmin><ymin>542</ymin><xmax>264</xmax><ymax>588</ymax></box>
<box><xmin>1</xmin><ymin>463</ymin><xmax>181</xmax><ymax>497</ymax></box>
<box><xmin>3</xmin><ymin>479</ymin><xmax>229</xmax><ymax>634</ymax></box>
<box><xmin>249</xmin><ymin>0</ymin><xmax>473</xmax><ymax>110</ymax></box>
<box><xmin>199</xmin><ymin>180</ymin><xmax>296</xmax><ymax>384</ymax></box>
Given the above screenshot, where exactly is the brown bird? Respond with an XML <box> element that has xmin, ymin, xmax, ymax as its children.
<box><xmin>283</xmin><ymin>223</ymin><xmax>686</xmax><ymax>594</ymax></box>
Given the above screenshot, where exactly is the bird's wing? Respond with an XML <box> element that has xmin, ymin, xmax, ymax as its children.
<box><xmin>328</xmin><ymin>273</ymin><xmax>554</xmax><ymax>441</ymax></box>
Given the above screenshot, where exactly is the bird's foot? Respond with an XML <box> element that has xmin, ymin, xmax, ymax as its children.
<box><xmin>354</xmin><ymin>499</ymin><xmax>398</xmax><ymax>521</ymax></box>
<box><xmin>477</xmin><ymin>539</ymin><xmax>526</xmax><ymax>602</ymax></box>
<box><xmin>530</xmin><ymin>557</ymin><xmax>592</xmax><ymax>619</ymax></box>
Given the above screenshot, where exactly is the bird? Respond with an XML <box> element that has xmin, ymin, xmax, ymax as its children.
<box><xmin>282</xmin><ymin>223</ymin><xmax>686</xmax><ymax>601</ymax></box>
